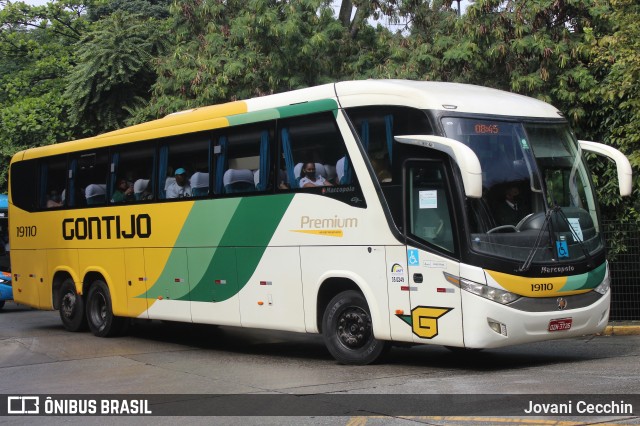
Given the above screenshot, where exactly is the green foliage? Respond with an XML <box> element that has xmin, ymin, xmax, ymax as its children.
<box><xmin>0</xmin><ymin>0</ymin><xmax>638</xmax><ymax>242</ymax></box>
<box><xmin>64</xmin><ymin>10</ymin><xmax>169</xmax><ymax>134</ymax></box>
<box><xmin>133</xmin><ymin>0</ymin><xmax>349</xmax><ymax>120</ymax></box>
<box><xmin>87</xmin><ymin>0</ymin><xmax>172</xmax><ymax>21</ymax></box>
<box><xmin>583</xmin><ymin>0</ymin><xmax>640</xmax><ymax>225</ymax></box>
<box><xmin>0</xmin><ymin>0</ymin><xmax>88</xmax><ymax>191</ymax></box>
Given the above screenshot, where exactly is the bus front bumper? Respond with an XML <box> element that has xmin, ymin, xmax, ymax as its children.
<box><xmin>460</xmin><ymin>289</ymin><xmax>610</xmax><ymax>349</ymax></box>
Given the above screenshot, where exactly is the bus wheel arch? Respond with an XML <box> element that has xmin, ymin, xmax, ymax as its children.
<box><xmin>317</xmin><ymin>280</ymin><xmax>389</xmax><ymax>365</ymax></box>
<box><xmin>84</xmin><ymin>273</ymin><xmax>128</xmax><ymax>337</ymax></box>
<box><xmin>56</xmin><ymin>273</ymin><xmax>87</xmax><ymax>332</ymax></box>
<box><xmin>316</xmin><ymin>278</ymin><xmax>363</xmax><ymax>333</ymax></box>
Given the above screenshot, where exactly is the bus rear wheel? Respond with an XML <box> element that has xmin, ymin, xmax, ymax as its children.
<box><xmin>86</xmin><ymin>280</ymin><xmax>127</xmax><ymax>337</ymax></box>
<box><xmin>322</xmin><ymin>290</ymin><xmax>388</xmax><ymax>365</ymax></box>
<box><xmin>59</xmin><ymin>278</ymin><xmax>87</xmax><ymax>332</ymax></box>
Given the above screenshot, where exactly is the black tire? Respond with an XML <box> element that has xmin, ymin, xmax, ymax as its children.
<box><xmin>322</xmin><ymin>290</ymin><xmax>389</xmax><ymax>365</ymax></box>
<box><xmin>59</xmin><ymin>278</ymin><xmax>87</xmax><ymax>331</ymax></box>
<box><xmin>86</xmin><ymin>280</ymin><xmax>126</xmax><ymax>337</ymax></box>
<box><xmin>0</xmin><ymin>300</ymin><xmax>5</xmax><ymax>310</ymax></box>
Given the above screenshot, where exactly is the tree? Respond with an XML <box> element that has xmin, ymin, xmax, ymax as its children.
<box><xmin>133</xmin><ymin>0</ymin><xmax>352</xmax><ymax>121</ymax></box>
<box><xmin>87</xmin><ymin>0</ymin><xmax>172</xmax><ymax>21</ymax></box>
<box><xmin>447</xmin><ymin>0</ymin><xmax>612</xmax><ymax>133</ymax></box>
<box><xmin>0</xmin><ymin>0</ymin><xmax>89</xmax><ymax>191</ymax></box>
<box><xmin>584</xmin><ymin>0</ymin><xmax>639</xmax><ymax>228</ymax></box>
<box><xmin>64</xmin><ymin>10</ymin><xmax>169</xmax><ymax>134</ymax></box>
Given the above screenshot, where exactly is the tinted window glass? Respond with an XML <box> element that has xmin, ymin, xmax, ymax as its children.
<box><xmin>213</xmin><ymin>123</ymin><xmax>274</xmax><ymax>195</ymax></box>
<box><xmin>10</xmin><ymin>160</ymin><xmax>38</xmax><ymax>212</ymax></box>
<box><xmin>71</xmin><ymin>150</ymin><xmax>109</xmax><ymax>207</ymax></box>
<box><xmin>111</xmin><ymin>145</ymin><xmax>155</xmax><ymax>203</ymax></box>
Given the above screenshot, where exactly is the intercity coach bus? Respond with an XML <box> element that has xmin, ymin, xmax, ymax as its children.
<box><xmin>8</xmin><ymin>80</ymin><xmax>632</xmax><ymax>364</ymax></box>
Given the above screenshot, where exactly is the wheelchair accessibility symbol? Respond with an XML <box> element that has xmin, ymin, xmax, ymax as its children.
<box><xmin>408</xmin><ymin>249</ymin><xmax>419</xmax><ymax>266</ymax></box>
<box><xmin>556</xmin><ymin>240</ymin><xmax>569</xmax><ymax>258</ymax></box>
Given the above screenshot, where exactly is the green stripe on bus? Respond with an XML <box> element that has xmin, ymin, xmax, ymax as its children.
<box><xmin>185</xmin><ymin>194</ymin><xmax>294</xmax><ymax>302</ymax></box>
<box><xmin>226</xmin><ymin>109</ymin><xmax>280</xmax><ymax>126</ymax></box>
<box><xmin>143</xmin><ymin>194</ymin><xmax>294</xmax><ymax>303</ymax></box>
<box><xmin>276</xmin><ymin>99</ymin><xmax>338</xmax><ymax>118</ymax></box>
<box><xmin>225</xmin><ymin>99</ymin><xmax>337</xmax><ymax>128</ymax></box>
<box><xmin>561</xmin><ymin>262</ymin><xmax>607</xmax><ymax>291</ymax></box>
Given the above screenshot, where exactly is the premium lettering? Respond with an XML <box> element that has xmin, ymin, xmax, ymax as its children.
<box><xmin>62</xmin><ymin>214</ymin><xmax>151</xmax><ymax>240</ymax></box>
<box><xmin>300</xmin><ymin>215</ymin><xmax>358</xmax><ymax>229</ymax></box>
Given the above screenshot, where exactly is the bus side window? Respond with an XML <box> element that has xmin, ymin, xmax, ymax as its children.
<box><xmin>110</xmin><ymin>144</ymin><xmax>155</xmax><ymax>203</ymax></box>
<box><xmin>158</xmin><ymin>133</ymin><xmax>210</xmax><ymax>200</ymax></box>
<box><xmin>213</xmin><ymin>123</ymin><xmax>274</xmax><ymax>195</ymax></box>
<box><xmin>344</xmin><ymin>106</ymin><xmax>434</xmax><ymax>185</ymax></box>
<box><xmin>279</xmin><ymin>112</ymin><xmax>349</xmax><ymax>189</ymax></box>
<box><xmin>39</xmin><ymin>156</ymin><xmax>68</xmax><ymax>209</ymax></box>
<box><xmin>71</xmin><ymin>151</ymin><xmax>109</xmax><ymax>207</ymax></box>
<box><xmin>10</xmin><ymin>160</ymin><xmax>39</xmax><ymax>212</ymax></box>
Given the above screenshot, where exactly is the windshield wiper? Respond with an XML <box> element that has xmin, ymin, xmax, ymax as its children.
<box><xmin>517</xmin><ymin>207</ymin><xmax>554</xmax><ymax>272</ymax></box>
<box><xmin>518</xmin><ymin>206</ymin><xmax>594</xmax><ymax>272</ymax></box>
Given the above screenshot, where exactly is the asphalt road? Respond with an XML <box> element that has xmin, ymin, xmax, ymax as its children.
<box><xmin>1</xmin><ymin>301</ymin><xmax>639</xmax><ymax>425</ymax></box>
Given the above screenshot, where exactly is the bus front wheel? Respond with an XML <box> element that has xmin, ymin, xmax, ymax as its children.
<box><xmin>86</xmin><ymin>280</ymin><xmax>127</xmax><ymax>337</ymax></box>
<box><xmin>59</xmin><ymin>278</ymin><xmax>87</xmax><ymax>332</ymax></box>
<box><xmin>322</xmin><ymin>290</ymin><xmax>388</xmax><ymax>365</ymax></box>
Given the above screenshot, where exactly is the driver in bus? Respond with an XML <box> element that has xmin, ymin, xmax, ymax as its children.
<box><xmin>495</xmin><ymin>185</ymin><xmax>527</xmax><ymax>226</ymax></box>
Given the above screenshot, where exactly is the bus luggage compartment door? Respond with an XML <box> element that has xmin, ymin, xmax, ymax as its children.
<box><xmin>12</xmin><ymin>249</ymin><xmax>50</xmax><ymax>309</ymax></box>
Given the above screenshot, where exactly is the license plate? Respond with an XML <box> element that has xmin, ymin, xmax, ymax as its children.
<box><xmin>548</xmin><ymin>318</ymin><xmax>572</xmax><ymax>332</ymax></box>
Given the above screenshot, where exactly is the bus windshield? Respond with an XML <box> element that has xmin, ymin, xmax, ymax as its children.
<box><xmin>441</xmin><ymin>117</ymin><xmax>603</xmax><ymax>264</ymax></box>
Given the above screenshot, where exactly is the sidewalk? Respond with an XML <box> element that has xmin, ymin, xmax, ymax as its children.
<box><xmin>601</xmin><ymin>321</ymin><xmax>640</xmax><ymax>336</ymax></box>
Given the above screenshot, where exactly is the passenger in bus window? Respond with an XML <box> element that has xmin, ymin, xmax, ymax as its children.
<box><xmin>299</xmin><ymin>162</ymin><xmax>333</xmax><ymax>188</ymax></box>
<box><xmin>166</xmin><ymin>168</ymin><xmax>192</xmax><ymax>198</ymax></box>
<box><xmin>46</xmin><ymin>189</ymin><xmax>63</xmax><ymax>208</ymax></box>
<box><xmin>133</xmin><ymin>179</ymin><xmax>153</xmax><ymax>201</ymax></box>
<box><xmin>111</xmin><ymin>178</ymin><xmax>134</xmax><ymax>203</ymax></box>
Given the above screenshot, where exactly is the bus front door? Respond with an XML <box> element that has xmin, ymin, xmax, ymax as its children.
<box><xmin>404</xmin><ymin>160</ymin><xmax>464</xmax><ymax>347</ymax></box>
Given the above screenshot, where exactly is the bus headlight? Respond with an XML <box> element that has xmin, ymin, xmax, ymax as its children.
<box><xmin>593</xmin><ymin>268</ymin><xmax>611</xmax><ymax>295</ymax></box>
<box><xmin>460</xmin><ymin>278</ymin><xmax>520</xmax><ymax>304</ymax></box>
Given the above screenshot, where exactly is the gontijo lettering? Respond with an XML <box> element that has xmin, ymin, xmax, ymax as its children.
<box><xmin>62</xmin><ymin>214</ymin><xmax>151</xmax><ymax>240</ymax></box>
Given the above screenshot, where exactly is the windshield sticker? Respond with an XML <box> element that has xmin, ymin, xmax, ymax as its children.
<box><xmin>556</xmin><ymin>238</ymin><xmax>569</xmax><ymax>258</ymax></box>
<box><xmin>567</xmin><ymin>218</ymin><xmax>584</xmax><ymax>241</ymax></box>
<box><xmin>419</xmin><ymin>190</ymin><xmax>437</xmax><ymax>209</ymax></box>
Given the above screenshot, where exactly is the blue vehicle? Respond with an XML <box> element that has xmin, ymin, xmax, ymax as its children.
<box><xmin>0</xmin><ymin>271</ymin><xmax>11</xmax><ymax>310</ymax></box>
<box><xmin>0</xmin><ymin>194</ymin><xmax>10</xmax><ymax>310</ymax></box>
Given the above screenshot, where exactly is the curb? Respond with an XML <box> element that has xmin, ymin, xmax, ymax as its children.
<box><xmin>600</xmin><ymin>323</ymin><xmax>640</xmax><ymax>336</ymax></box>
